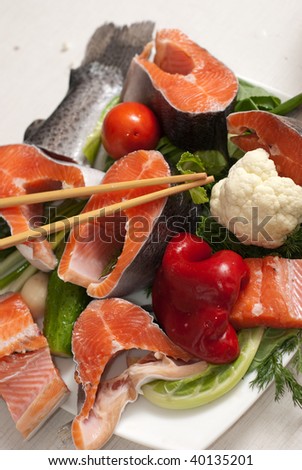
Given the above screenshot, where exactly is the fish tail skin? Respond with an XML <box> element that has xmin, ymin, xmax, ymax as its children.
<box><xmin>82</xmin><ymin>22</ymin><xmax>155</xmax><ymax>77</ymax></box>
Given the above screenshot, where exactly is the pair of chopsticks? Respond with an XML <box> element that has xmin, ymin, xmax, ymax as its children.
<box><xmin>0</xmin><ymin>172</ymin><xmax>214</xmax><ymax>249</ymax></box>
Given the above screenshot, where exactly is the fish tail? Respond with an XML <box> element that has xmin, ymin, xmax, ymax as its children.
<box><xmin>82</xmin><ymin>21</ymin><xmax>155</xmax><ymax>77</ymax></box>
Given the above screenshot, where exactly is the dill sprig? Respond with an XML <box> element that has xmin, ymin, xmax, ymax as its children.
<box><xmin>250</xmin><ymin>332</ymin><xmax>302</xmax><ymax>407</ymax></box>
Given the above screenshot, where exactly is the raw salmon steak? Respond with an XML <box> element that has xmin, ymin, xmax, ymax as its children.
<box><xmin>227</xmin><ymin>111</ymin><xmax>302</xmax><ymax>185</ymax></box>
<box><xmin>122</xmin><ymin>28</ymin><xmax>238</xmax><ymax>155</ymax></box>
<box><xmin>0</xmin><ymin>144</ymin><xmax>103</xmax><ymax>271</ymax></box>
<box><xmin>58</xmin><ymin>149</ymin><xmax>194</xmax><ymax>298</ymax></box>
<box><xmin>230</xmin><ymin>256</ymin><xmax>302</xmax><ymax>328</ymax></box>
<box><xmin>0</xmin><ymin>293</ymin><xmax>69</xmax><ymax>439</ymax></box>
<box><xmin>71</xmin><ymin>298</ymin><xmax>194</xmax><ymax>449</ymax></box>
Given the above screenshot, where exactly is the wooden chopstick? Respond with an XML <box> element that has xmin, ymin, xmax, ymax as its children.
<box><xmin>0</xmin><ymin>176</ymin><xmax>214</xmax><ymax>249</ymax></box>
<box><xmin>0</xmin><ymin>172</ymin><xmax>208</xmax><ymax>208</ymax></box>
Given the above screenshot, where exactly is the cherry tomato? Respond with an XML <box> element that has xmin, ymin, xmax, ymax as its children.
<box><xmin>102</xmin><ymin>102</ymin><xmax>161</xmax><ymax>160</ymax></box>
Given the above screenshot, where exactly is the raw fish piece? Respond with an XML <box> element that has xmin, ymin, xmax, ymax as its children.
<box><xmin>0</xmin><ymin>144</ymin><xmax>103</xmax><ymax>271</ymax></box>
<box><xmin>0</xmin><ymin>293</ymin><xmax>47</xmax><ymax>357</ymax></box>
<box><xmin>71</xmin><ymin>298</ymin><xmax>194</xmax><ymax>447</ymax></box>
<box><xmin>58</xmin><ymin>149</ymin><xmax>195</xmax><ymax>298</ymax></box>
<box><xmin>230</xmin><ymin>256</ymin><xmax>302</xmax><ymax>328</ymax></box>
<box><xmin>0</xmin><ymin>348</ymin><xmax>69</xmax><ymax>439</ymax></box>
<box><xmin>227</xmin><ymin>110</ymin><xmax>302</xmax><ymax>185</ymax></box>
<box><xmin>25</xmin><ymin>22</ymin><xmax>155</xmax><ymax>164</ymax></box>
<box><xmin>122</xmin><ymin>28</ymin><xmax>238</xmax><ymax>156</ymax></box>
<box><xmin>72</xmin><ymin>352</ymin><xmax>206</xmax><ymax>450</ymax></box>
<box><xmin>0</xmin><ymin>293</ymin><xmax>69</xmax><ymax>439</ymax></box>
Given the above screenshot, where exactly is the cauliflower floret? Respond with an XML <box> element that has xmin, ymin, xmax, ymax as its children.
<box><xmin>210</xmin><ymin>148</ymin><xmax>302</xmax><ymax>248</ymax></box>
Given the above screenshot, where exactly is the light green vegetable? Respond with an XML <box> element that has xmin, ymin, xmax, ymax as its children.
<box><xmin>43</xmin><ymin>261</ymin><xmax>89</xmax><ymax>357</ymax></box>
<box><xmin>83</xmin><ymin>95</ymin><xmax>120</xmax><ymax>164</ymax></box>
<box><xmin>142</xmin><ymin>328</ymin><xmax>264</xmax><ymax>409</ymax></box>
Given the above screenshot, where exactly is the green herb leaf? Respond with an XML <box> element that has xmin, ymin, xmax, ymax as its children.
<box><xmin>197</xmin><ymin>214</ymin><xmax>302</xmax><ymax>259</ymax></box>
<box><xmin>156</xmin><ymin>136</ymin><xmax>184</xmax><ymax>165</ymax></box>
<box><xmin>249</xmin><ymin>330</ymin><xmax>302</xmax><ymax>407</ymax></box>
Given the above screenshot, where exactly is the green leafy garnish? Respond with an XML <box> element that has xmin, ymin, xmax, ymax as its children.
<box><xmin>156</xmin><ymin>136</ymin><xmax>184</xmax><ymax>165</ymax></box>
<box><xmin>197</xmin><ymin>213</ymin><xmax>302</xmax><ymax>259</ymax></box>
<box><xmin>235</xmin><ymin>79</ymin><xmax>281</xmax><ymax>112</ymax></box>
<box><xmin>234</xmin><ymin>79</ymin><xmax>302</xmax><ymax>115</ymax></box>
<box><xmin>175</xmin><ymin>151</ymin><xmax>226</xmax><ymax>204</ymax></box>
<box><xmin>249</xmin><ymin>329</ymin><xmax>302</xmax><ymax>407</ymax></box>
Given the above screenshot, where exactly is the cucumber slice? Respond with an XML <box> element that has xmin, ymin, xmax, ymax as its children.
<box><xmin>142</xmin><ymin>327</ymin><xmax>264</xmax><ymax>410</ymax></box>
<box><xmin>43</xmin><ymin>268</ymin><xmax>89</xmax><ymax>357</ymax></box>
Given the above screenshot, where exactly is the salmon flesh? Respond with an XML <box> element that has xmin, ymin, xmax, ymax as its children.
<box><xmin>0</xmin><ymin>293</ymin><xmax>69</xmax><ymax>439</ymax></box>
<box><xmin>230</xmin><ymin>256</ymin><xmax>302</xmax><ymax>329</ymax></box>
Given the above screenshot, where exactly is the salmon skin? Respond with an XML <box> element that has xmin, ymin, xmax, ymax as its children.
<box><xmin>122</xmin><ymin>28</ymin><xmax>238</xmax><ymax>156</ymax></box>
<box><xmin>71</xmin><ymin>298</ymin><xmax>195</xmax><ymax>449</ymax></box>
<box><xmin>72</xmin><ymin>352</ymin><xmax>206</xmax><ymax>450</ymax></box>
<box><xmin>0</xmin><ymin>144</ymin><xmax>103</xmax><ymax>271</ymax></box>
<box><xmin>24</xmin><ymin>22</ymin><xmax>155</xmax><ymax>164</ymax></box>
<box><xmin>227</xmin><ymin>110</ymin><xmax>302</xmax><ymax>185</ymax></box>
<box><xmin>230</xmin><ymin>256</ymin><xmax>302</xmax><ymax>329</ymax></box>
<box><xmin>58</xmin><ymin>149</ymin><xmax>196</xmax><ymax>299</ymax></box>
<box><xmin>0</xmin><ymin>293</ymin><xmax>69</xmax><ymax>439</ymax></box>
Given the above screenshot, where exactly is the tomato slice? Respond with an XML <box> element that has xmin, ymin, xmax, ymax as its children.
<box><xmin>102</xmin><ymin>102</ymin><xmax>161</xmax><ymax>159</ymax></box>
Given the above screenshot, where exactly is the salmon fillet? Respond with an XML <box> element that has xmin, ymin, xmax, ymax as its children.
<box><xmin>230</xmin><ymin>256</ymin><xmax>302</xmax><ymax>328</ymax></box>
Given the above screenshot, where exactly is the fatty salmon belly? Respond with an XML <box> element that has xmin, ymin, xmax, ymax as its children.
<box><xmin>227</xmin><ymin>111</ymin><xmax>302</xmax><ymax>185</ymax></box>
<box><xmin>0</xmin><ymin>293</ymin><xmax>47</xmax><ymax>357</ymax></box>
<box><xmin>122</xmin><ymin>28</ymin><xmax>238</xmax><ymax>155</ymax></box>
<box><xmin>0</xmin><ymin>347</ymin><xmax>69</xmax><ymax>439</ymax></box>
<box><xmin>0</xmin><ymin>144</ymin><xmax>103</xmax><ymax>271</ymax></box>
<box><xmin>58</xmin><ymin>149</ymin><xmax>193</xmax><ymax>298</ymax></box>
<box><xmin>72</xmin><ymin>353</ymin><xmax>207</xmax><ymax>450</ymax></box>
<box><xmin>71</xmin><ymin>298</ymin><xmax>193</xmax><ymax>432</ymax></box>
<box><xmin>230</xmin><ymin>256</ymin><xmax>302</xmax><ymax>329</ymax></box>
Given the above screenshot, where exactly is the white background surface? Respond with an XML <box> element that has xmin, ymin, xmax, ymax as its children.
<box><xmin>0</xmin><ymin>0</ymin><xmax>302</xmax><ymax>451</ymax></box>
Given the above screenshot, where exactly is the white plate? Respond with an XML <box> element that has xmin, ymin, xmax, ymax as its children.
<box><xmin>1</xmin><ymin>0</ymin><xmax>302</xmax><ymax>451</ymax></box>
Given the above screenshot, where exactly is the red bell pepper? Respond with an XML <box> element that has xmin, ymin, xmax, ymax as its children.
<box><xmin>152</xmin><ymin>232</ymin><xmax>250</xmax><ymax>364</ymax></box>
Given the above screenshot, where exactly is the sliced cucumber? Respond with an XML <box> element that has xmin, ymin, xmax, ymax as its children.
<box><xmin>43</xmin><ymin>267</ymin><xmax>90</xmax><ymax>357</ymax></box>
<box><xmin>142</xmin><ymin>327</ymin><xmax>264</xmax><ymax>410</ymax></box>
